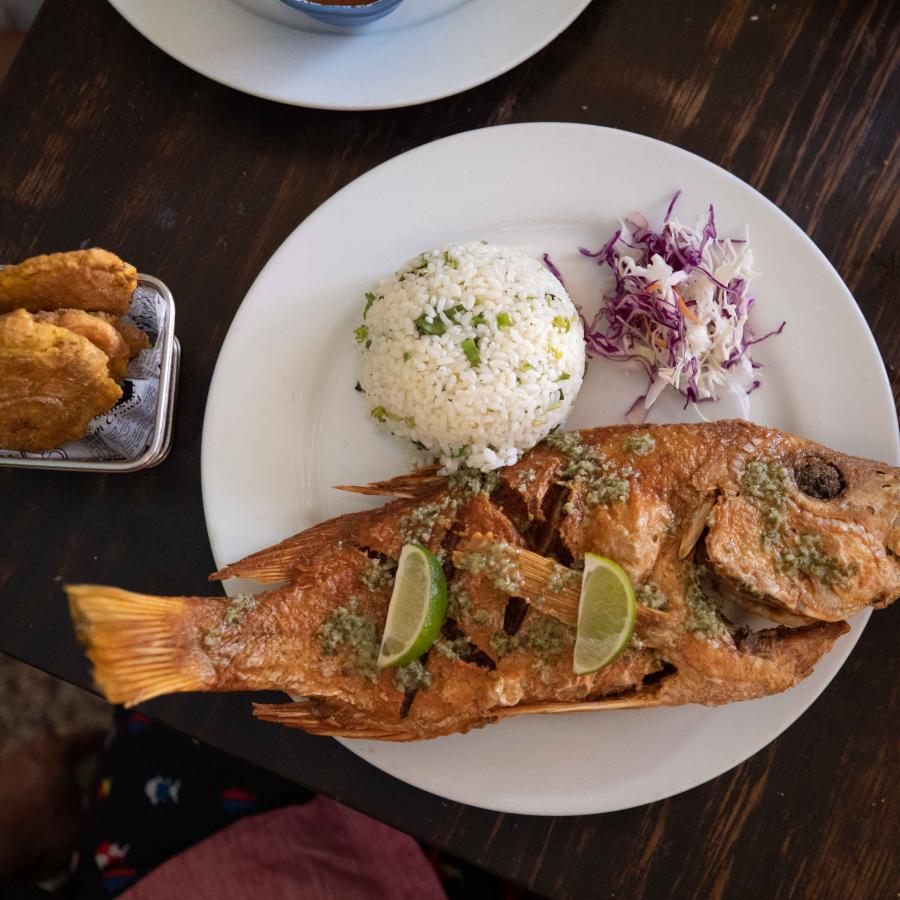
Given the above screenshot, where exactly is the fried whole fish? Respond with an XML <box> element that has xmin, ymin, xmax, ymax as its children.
<box><xmin>0</xmin><ymin>248</ymin><xmax>137</xmax><ymax>315</ymax></box>
<box><xmin>67</xmin><ymin>421</ymin><xmax>899</xmax><ymax>740</ymax></box>
<box><xmin>0</xmin><ymin>309</ymin><xmax>122</xmax><ymax>451</ymax></box>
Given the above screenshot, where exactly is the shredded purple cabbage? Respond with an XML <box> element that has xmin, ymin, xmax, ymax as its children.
<box><xmin>544</xmin><ymin>193</ymin><xmax>784</xmax><ymax>419</ymax></box>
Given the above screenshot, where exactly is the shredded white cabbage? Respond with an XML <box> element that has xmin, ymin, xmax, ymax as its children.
<box><xmin>582</xmin><ymin>198</ymin><xmax>782</xmax><ymax>421</ymax></box>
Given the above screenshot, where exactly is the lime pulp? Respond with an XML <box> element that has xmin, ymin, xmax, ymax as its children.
<box><xmin>377</xmin><ymin>543</ymin><xmax>448</xmax><ymax>669</ymax></box>
<box><xmin>573</xmin><ymin>553</ymin><xmax>637</xmax><ymax>675</ymax></box>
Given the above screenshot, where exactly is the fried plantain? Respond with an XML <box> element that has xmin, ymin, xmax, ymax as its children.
<box><xmin>33</xmin><ymin>309</ymin><xmax>131</xmax><ymax>380</ymax></box>
<box><xmin>93</xmin><ymin>312</ymin><xmax>150</xmax><ymax>358</ymax></box>
<box><xmin>0</xmin><ymin>309</ymin><xmax>122</xmax><ymax>451</ymax></box>
<box><xmin>0</xmin><ymin>249</ymin><xmax>137</xmax><ymax>316</ymax></box>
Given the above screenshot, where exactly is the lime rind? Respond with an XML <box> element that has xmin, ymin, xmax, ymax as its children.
<box><xmin>377</xmin><ymin>543</ymin><xmax>448</xmax><ymax>669</ymax></box>
<box><xmin>573</xmin><ymin>553</ymin><xmax>637</xmax><ymax>676</ymax></box>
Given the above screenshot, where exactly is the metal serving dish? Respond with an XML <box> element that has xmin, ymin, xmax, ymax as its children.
<box><xmin>0</xmin><ymin>273</ymin><xmax>179</xmax><ymax>473</ymax></box>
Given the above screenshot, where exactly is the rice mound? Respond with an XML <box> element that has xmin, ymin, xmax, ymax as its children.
<box><xmin>355</xmin><ymin>242</ymin><xmax>585</xmax><ymax>472</ymax></box>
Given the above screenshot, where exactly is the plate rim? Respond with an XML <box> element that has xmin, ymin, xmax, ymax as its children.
<box><xmin>107</xmin><ymin>0</ymin><xmax>594</xmax><ymax>111</ymax></box>
<box><xmin>201</xmin><ymin>122</ymin><xmax>899</xmax><ymax>815</ymax></box>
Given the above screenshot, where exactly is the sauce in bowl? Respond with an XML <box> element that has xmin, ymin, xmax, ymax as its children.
<box><xmin>279</xmin><ymin>0</ymin><xmax>404</xmax><ymax>24</ymax></box>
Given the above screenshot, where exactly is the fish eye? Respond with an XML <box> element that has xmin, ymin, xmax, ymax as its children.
<box><xmin>794</xmin><ymin>457</ymin><xmax>845</xmax><ymax>500</ymax></box>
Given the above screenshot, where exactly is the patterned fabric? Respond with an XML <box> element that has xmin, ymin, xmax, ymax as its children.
<box><xmin>62</xmin><ymin>709</ymin><xmax>313</xmax><ymax>898</ymax></box>
<box><xmin>60</xmin><ymin>709</ymin><xmax>525</xmax><ymax>900</ymax></box>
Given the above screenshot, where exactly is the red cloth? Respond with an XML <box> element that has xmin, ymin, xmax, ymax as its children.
<box><xmin>120</xmin><ymin>797</ymin><xmax>446</xmax><ymax>899</ymax></box>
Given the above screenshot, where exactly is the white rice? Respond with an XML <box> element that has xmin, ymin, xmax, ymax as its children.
<box><xmin>355</xmin><ymin>242</ymin><xmax>585</xmax><ymax>472</ymax></box>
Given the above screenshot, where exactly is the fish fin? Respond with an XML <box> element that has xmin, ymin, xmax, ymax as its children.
<box><xmin>254</xmin><ymin>693</ymin><xmax>665</xmax><ymax>740</ymax></box>
<box><xmin>252</xmin><ymin>701</ymin><xmax>422</xmax><ymax>741</ymax></box>
<box><xmin>454</xmin><ymin>537</ymin><xmax>669</xmax><ymax>636</ymax></box>
<box><xmin>334</xmin><ymin>465</ymin><xmax>444</xmax><ymax>498</ymax></box>
<box><xmin>211</xmin><ymin>490</ymin><xmax>448</xmax><ymax>582</ymax></box>
<box><xmin>496</xmin><ymin>693</ymin><xmax>664</xmax><ymax>718</ymax></box>
<box><xmin>66</xmin><ymin>584</ymin><xmax>215</xmax><ymax>707</ymax></box>
<box><xmin>679</xmin><ymin>492</ymin><xmax>717</xmax><ymax>560</ymax></box>
<box><xmin>210</xmin><ymin>520</ymin><xmax>347</xmax><ymax>582</ymax></box>
<box><xmin>502</xmin><ymin>544</ymin><xmax>580</xmax><ymax>626</ymax></box>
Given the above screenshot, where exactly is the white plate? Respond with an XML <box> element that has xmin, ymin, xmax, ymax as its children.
<box><xmin>201</xmin><ymin>123</ymin><xmax>899</xmax><ymax>815</ymax></box>
<box><xmin>107</xmin><ymin>0</ymin><xmax>592</xmax><ymax>110</ymax></box>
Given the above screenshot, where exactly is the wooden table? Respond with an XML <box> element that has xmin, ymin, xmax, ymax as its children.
<box><xmin>1</xmin><ymin>1</ymin><xmax>898</xmax><ymax>896</ymax></box>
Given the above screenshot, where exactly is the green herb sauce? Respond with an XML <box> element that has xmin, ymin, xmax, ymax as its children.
<box><xmin>434</xmin><ymin>636</ymin><xmax>470</xmax><ymax>660</ymax></box>
<box><xmin>448</xmin><ymin>466</ymin><xmax>500</xmax><ymax>499</ymax></box>
<box><xmin>623</xmin><ymin>433</ymin><xmax>656</xmax><ymax>456</ymax></box>
<box><xmin>683</xmin><ymin>565</ymin><xmax>729</xmax><ymax>639</ymax></box>
<box><xmin>447</xmin><ymin>582</ymin><xmax>469</xmax><ymax>620</ymax></box>
<box><xmin>636</xmin><ymin>582</ymin><xmax>667</xmax><ymax>610</ymax></box>
<box><xmin>399</xmin><ymin>498</ymin><xmax>454</xmax><ymax>546</ymax></box>
<box><xmin>740</xmin><ymin>458</ymin><xmax>791</xmax><ymax>547</ymax></box>
<box><xmin>202</xmin><ymin>593</ymin><xmax>260</xmax><ymax>650</ymax></box>
<box><xmin>545</xmin><ymin>432</ymin><xmax>633</xmax><ymax>507</ymax></box>
<box><xmin>527</xmin><ymin>617</ymin><xmax>570</xmax><ymax>661</ymax></box>
<box><xmin>360</xmin><ymin>557</ymin><xmax>396</xmax><ymax>593</ymax></box>
<box><xmin>316</xmin><ymin>600</ymin><xmax>379</xmax><ymax>681</ymax></box>
<box><xmin>489</xmin><ymin>616</ymin><xmax>570</xmax><ymax>662</ymax></box>
<box><xmin>456</xmin><ymin>542</ymin><xmax>523</xmax><ymax>594</ymax></box>
<box><xmin>776</xmin><ymin>534</ymin><xmax>859</xmax><ymax>587</ymax></box>
<box><xmin>223</xmin><ymin>592</ymin><xmax>258</xmax><ymax>625</ymax></box>
<box><xmin>392</xmin><ymin>659</ymin><xmax>432</xmax><ymax>693</ymax></box>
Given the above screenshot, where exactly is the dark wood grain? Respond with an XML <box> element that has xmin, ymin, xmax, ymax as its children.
<box><xmin>1</xmin><ymin>1</ymin><xmax>898</xmax><ymax>897</ymax></box>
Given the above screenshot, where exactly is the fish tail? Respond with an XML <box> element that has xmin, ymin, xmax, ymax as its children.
<box><xmin>66</xmin><ymin>584</ymin><xmax>217</xmax><ymax>707</ymax></box>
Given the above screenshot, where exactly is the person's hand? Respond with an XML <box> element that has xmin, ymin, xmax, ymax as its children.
<box><xmin>0</xmin><ymin>729</ymin><xmax>104</xmax><ymax>883</ymax></box>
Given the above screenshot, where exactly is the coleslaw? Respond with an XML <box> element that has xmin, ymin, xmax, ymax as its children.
<box><xmin>577</xmin><ymin>192</ymin><xmax>784</xmax><ymax>420</ymax></box>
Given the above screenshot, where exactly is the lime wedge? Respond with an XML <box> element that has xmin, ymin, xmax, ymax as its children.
<box><xmin>573</xmin><ymin>553</ymin><xmax>636</xmax><ymax>675</ymax></box>
<box><xmin>377</xmin><ymin>544</ymin><xmax>448</xmax><ymax>669</ymax></box>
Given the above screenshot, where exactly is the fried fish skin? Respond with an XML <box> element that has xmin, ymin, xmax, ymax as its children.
<box><xmin>65</xmin><ymin>421</ymin><xmax>897</xmax><ymax>741</ymax></box>
<box><xmin>33</xmin><ymin>309</ymin><xmax>131</xmax><ymax>380</ymax></box>
<box><xmin>0</xmin><ymin>309</ymin><xmax>122</xmax><ymax>451</ymax></box>
<box><xmin>0</xmin><ymin>249</ymin><xmax>137</xmax><ymax>316</ymax></box>
<box><xmin>220</xmin><ymin>421</ymin><xmax>900</xmax><ymax>624</ymax></box>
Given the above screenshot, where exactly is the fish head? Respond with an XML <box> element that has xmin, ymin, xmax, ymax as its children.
<box><xmin>704</xmin><ymin>442</ymin><xmax>900</xmax><ymax>622</ymax></box>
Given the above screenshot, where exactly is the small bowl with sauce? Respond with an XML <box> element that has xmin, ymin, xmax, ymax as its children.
<box><xmin>277</xmin><ymin>0</ymin><xmax>405</xmax><ymax>26</ymax></box>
